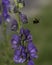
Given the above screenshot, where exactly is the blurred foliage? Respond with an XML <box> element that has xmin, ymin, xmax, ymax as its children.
<box><xmin>0</xmin><ymin>5</ymin><xmax>52</xmax><ymax>65</ymax></box>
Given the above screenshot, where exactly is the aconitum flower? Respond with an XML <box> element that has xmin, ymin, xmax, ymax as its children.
<box><xmin>20</xmin><ymin>28</ymin><xmax>24</xmax><ymax>35</ymax></box>
<box><xmin>27</xmin><ymin>34</ymin><xmax>32</xmax><ymax>42</ymax></box>
<box><xmin>14</xmin><ymin>49</ymin><xmax>21</xmax><ymax>56</ymax></box>
<box><xmin>13</xmin><ymin>55</ymin><xmax>20</xmax><ymax>63</ymax></box>
<box><xmin>20</xmin><ymin>28</ymin><xmax>31</xmax><ymax>42</ymax></box>
<box><xmin>19</xmin><ymin>28</ymin><xmax>33</xmax><ymax>44</ymax></box>
<box><xmin>3</xmin><ymin>12</ymin><xmax>11</xmax><ymax>22</ymax></box>
<box><xmin>2</xmin><ymin>0</ymin><xmax>11</xmax><ymax>22</ymax></box>
<box><xmin>13</xmin><ymin>55</ymin><xmax>26</xmax><ymax>63</ymax></box>
<box><xmin>4</xmin><ymin>14</ymin><xmax>11</xmax><ymax>22</ymax></box>
<box><xmin>28</xmin><ymin>42</ymin><xmax>37</xmax><ymax>52</ymax></box>
<box><xmin>11</xmin><ymin>34</ymin><xmax>20</xmax><ymax>49</ymax></box>
<box><xmin>2</xmin><ymin>8</ymin><xmax>8</xmax><ymax>17</ymax></box>
<box><xmin>27</xmin><ymin>60</ymin><xmax>34</xmax><ymax>65</ymax></box>
<box><xmin>2</xmin><ymin>7</ymin><xmax>11</xmax><ymax>22</ymax></box>
<box><xmin>27</xmin><ymin>42</ymin><xmax>38</xmax><ymax>59</ymax></box>
<box><xmin>11</xmin><ymin>20</ymin><xmax>18</xmax><ymax>31</ymax></box>
<box><xmin>11</xmin><ymin>34</ymin><xmax>20</xmax><ymax>45</ymax></box>
<box><xmin>19</xmin><ymin>13</ymin><xmax>28</xmax><ymax>23</ymax></box>
<box><xmin>11</xmin><ymin>27</ymin><xmax>38</xmax><ymax>65</ymax></box>
<box><xmin>2</xmin><ymin>0</ymin><xmax>10</xmax><ymax>10</ymax></box>
<box><xmin>20</xmin><ymin>28</ymin><xmax>30</xmax><ymax>37</ymax></box>
<box><xmin>13</xmin><ymin>45</ymin><xmax>26</xmax><ymax>63</ymax></box>
<box><xmin>21</xmin><ymin>46</ymin><xmax>26</xmax><ymax>58</ymax></box>
<box><xmin>23</xmin><ymin>29</ymin><xmax>30</xmax><ymax>37</ymax></box>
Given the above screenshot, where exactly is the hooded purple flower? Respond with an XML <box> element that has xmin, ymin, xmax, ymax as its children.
<box><xmin>2</xmin><ymin>0</ymin><xmax>11</xmax><ymax>22</ymax></box>
<box><xmin>11</xmin><ymin>20</ymin><xmax>18</xmax><ymax>31</ymax></box>
<box><xmin>11</xmin><ymin>34</ymin><xmax>20</xmax><ymax>45</ymax></box>
<box><xmin>27</xmin><ymin>42</ymin><xmax>38</xmax><ymax>58</ymax></box>
<box><xmin>20</xmin><ymin>28</ymin><xmax>30</xmax><ymax>36</ymax></box>
<box><xmin>19</xmin><ymin>13</ymin><xmax>28</xmax><ymax>24</ymax></box>
<box><xmin>27</xmin><ymin>34</ymin><xmax>32</xmax><ymax>42</ymax></box>
<box><xmin>20</xmin><ymin>28</ymin><xmax>24</xmax><ymax>35</ymax></box>
<box><xmin>13</xmin><ymin>55</ymin><xmax>26</xmax><ymax>63</ymax></box>
<box><xmin>5</xmin><ymin>14</ymin><xmax>11</xmax><ymax>22</ymax></box>
<box><xmin>2</xmin><ymin>8</ymin><xmax>11</xmax><ymax>22</ymax></box>
<box><xmin>13</xmin><ymin>46</ymin><xmax>26</xmax><ymax>63</ymax></box>
<box><xmin>14</xmin><ymin>49</ymin><xmax>21</xmax><ymax>56</ymax></box>
<box><xmin>21</xmin><ymin>46</ymin><xmax>26</xmax><ymax>58</ymax></box>
<box><xmin>2</xmin><ymin>0</ymin><xmax>10</xmax><ymax>10</ymax></box>
<box><xmin>20</xmin><ymin>28</ymin><xmax>31</xmax><ymax>43</ymax></box>
<box><xmin>27</xmin><ymin>60</ymin><xmax>34</xmax><ymax>65</ymax></box>
<box><xmin>24</xmin><ymin>29</ymin><xmax>30</xmax><ymax>37</ymax></box>
<box><xmin>2</xmin><ymin>8</ymin><xmax>8</xmax><ymax>17</ymax></box>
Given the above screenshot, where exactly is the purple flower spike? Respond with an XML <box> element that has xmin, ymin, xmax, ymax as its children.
<box><xmin>2</xmin><ymin>0</ymin><xmax>10</xmax><ymax>10</ymax></box>
<box><xmin>19</xmin><ymin>13</ymin><xmax>28</xmax><ymax>24</ymax></box>
<box><xmin>27</xmin><ymin>60</ymin><xmax>34</xmax><ymax>65</ymax></box>
<box><xmin>5</xmin><ymin>14</ymin><xmax>11</xmax><ymax>22</ymax></box>
<box><xmin>1</xmin><ymin>0</ymin><xmax>38</xmax><ymax>65</ymax></box>
<box><xmin>27</xmin><ymin>34</ymin><xmax>32</xmax><ymax>42</ymax></box>
<box><xmin>14</xmin><ymin>49</ymin><xmax>21</xmax><ymax>56</ymax></box>
<box><xmin>13</xmin><ymin>55</ymin><xmax>20</xmax><ymax>63</ymax></box>
<box><xmin>30</xmin><ymin>47</ymin><xmax>38</xmax><ymax>59</ymax></box>
<box><xmin>11</xmin><ymin>20</ymin><xmax>18</xmax><ymax>31</ymax></box>
<box><xmin>21</xmin><ymin>46</ymin><xmax>26</xmax><ymax>58</ymax></box>
<box><xmin>30</xmin><ymin>53</ymin><xmax>38</xmax><ymax>59</ymax></box>
<box><xmin>24</xmin><ymin>29</ymin><xmax>30</xmax><ymax>36</ymax></box>
<box><xmin>13</xmin><ymin>48</ymin><xmax>26</xmax><ymax>63</ymax></box>
<box><xmin>2</xmin><ymin>8</ymin><xmax>8</xmax><ymax>17</ymax></box>
<box><xmin>11</xmin><ymin>34</ymin><xmax>20</xmax><ymax>45</ymax></box>
<box><xmin>13</xmin><ymin>55</ymin><xmax>26</xmax><ymax>63</ymax></box>
<box><xmin>20</xmin><ymin>28</ymin><xmax>24</xmax><ymax>35</ymax></box>
<box><xmin>2</xmin><ymin>8</ymin><xmax>11</xmax><ymax>22</ymax></box>
<box><xmin>19</xmin><ymin>58</ymin><xmax>26</xmax><ymax>63</ymax></box>
<box><xmin>28</xmin><ymin>42</ymin><xmax>37</xmax><ymax>51</ymax></box>
<box><xmin>28</xmin><ymin>42</ymin><xmax>38</xmax><ymax>59</ymax></box>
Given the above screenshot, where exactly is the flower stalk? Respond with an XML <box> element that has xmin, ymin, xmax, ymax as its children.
<box><xmin>0</xmin><ymin>0</ymin><xmax>38</xmax><ymax>65</ymax></box>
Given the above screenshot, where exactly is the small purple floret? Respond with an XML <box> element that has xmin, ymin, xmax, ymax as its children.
<box><xmin>27</xmin><ymin>60</ymin><xmax>34</xmax><ymax>65</ymax></box>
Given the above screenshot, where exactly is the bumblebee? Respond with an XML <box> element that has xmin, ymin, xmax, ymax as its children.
<box><xmin>33</xmin><ymin>18</ymin><xmax>39</xmax><ymax>24</ymax></box>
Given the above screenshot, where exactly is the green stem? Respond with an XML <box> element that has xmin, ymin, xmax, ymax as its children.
<box><xmin>13</xmin><ymin>0</ymin><xmax>22</xmax><ymax>33</ymax></box>
<box><xmin>10</xmin><ymin>6</ymin><xmax>22</xmax><ymax>34</ymax></box>
<box><xmin>16</xmin><ymin>13</ymin><xmax>22</xmax><ymax>33</ymax></box>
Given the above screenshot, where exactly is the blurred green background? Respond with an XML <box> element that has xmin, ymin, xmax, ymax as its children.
<box><xmin>0</xmin><ymin>4</ymin><xmax>52</xmax><ymax>65</ymax></box>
